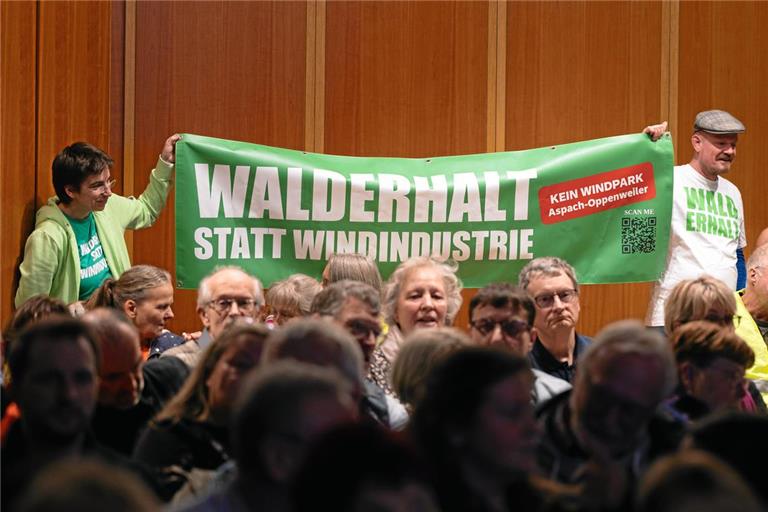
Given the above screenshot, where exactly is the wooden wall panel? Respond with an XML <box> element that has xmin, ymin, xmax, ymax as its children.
<box><xmin>324</xmin><ymin>1</ymin><xmax>489</xmax><ymax>330</ymax></box>
<box><xmin>324</xmin><ymin>1</ymin><xmax>489</xmax><ymax>158</ymax></box>
<box><xmin>1</xmin><ymin>1</ymin><xmax>38</xmax><ymax>327</ymax></box>
<box><xmin>7</xmin><ymin>0</ymin><xmax>766</xmax><ymax>338</ymax></box>
<box><xmin>133</xmin><ymin>1</ymin><xmax>307</xmax><ymax>334</ymax></box>
<box><xmin>678</xmin><ymin>2</ymin><xmax>768</xmax><ymax>257</ymax></box>
<box><xmin>36</xmin><ymin>1</ymin><xmax>123</xmax><ymax>204</ymax></box>
<box><xmin>505</xmin><ymin>2</ymin><xmax>664</xmax><ymax>335</ymax></box>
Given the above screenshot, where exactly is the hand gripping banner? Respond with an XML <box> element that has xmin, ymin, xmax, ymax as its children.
<box><xmin>174</xmin><ymin>133</ymin><xmax>674</xmax><ymax>289</ymax></box>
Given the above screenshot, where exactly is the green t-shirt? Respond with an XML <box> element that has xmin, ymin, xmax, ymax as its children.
<box><xmin>66</xmin><ymin>212</ymin><xmax>112</xmax><ymax>300</ymax></box>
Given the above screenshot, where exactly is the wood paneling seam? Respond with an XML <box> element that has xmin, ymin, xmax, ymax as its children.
<box><xmin>495</xmin><ymin>0</ymin><xmax>506</xmax><ymax>153</ymax></box>
<box><xmin>486</xmin><ymin>1</ymin><xmax>498</xmax><ymax>153</ymax></box>
<box><xmin>305</xmin><ymin>1</ymin><xmax>316</xmax><ymax>152</ymax></box>
<box><xmin>314</xmin><ymin>1</ymin><xmax>325</xmax><ymax>154</ymax></box>
<box><xmin>660</xmin><ymin>1</ymin><xmax>679</xmax><ymax>137</ymax></box>
<box><xmin>124</xmin><ymin>0</ymin><xmax>136</xmax><ymax>259</ymax></box>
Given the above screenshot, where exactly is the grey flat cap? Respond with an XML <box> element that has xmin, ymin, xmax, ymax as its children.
<box><xmin>694</xmin><ymin>110</ymin><xmax>745</xmax><ymax>134</ymax></box>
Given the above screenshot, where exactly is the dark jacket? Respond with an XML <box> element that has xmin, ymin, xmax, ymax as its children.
<box><xmin>536</xmin><ymin>390</ymin><xmax>683</xmax><ymax>500</ymax></box>
<box><xmin>528</xmin><ymin>333</ymin><xmax>592</xmax><ymax>384</ymax></box>
<box><xmin>91</xmin><ymin>355</ymin><xmax>189</xmax><ymax>455</ymax></box>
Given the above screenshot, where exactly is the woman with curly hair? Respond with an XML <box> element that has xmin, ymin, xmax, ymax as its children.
<box><xmin>369</xmin><ymin>257</ymin><xmax>462</xmax><ymax>394</ymax></box>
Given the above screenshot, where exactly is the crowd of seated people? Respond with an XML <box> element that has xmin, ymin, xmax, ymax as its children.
<box><xmin>2</xmin><ymin>249</ymin><xmax>767</xmax><ymax>512</ymax></box>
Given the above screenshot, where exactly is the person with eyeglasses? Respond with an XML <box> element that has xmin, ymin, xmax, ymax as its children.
<box><xmin>162</xmin><ymin>266</ymin><xmax>264</xmax><ymax>369</ymax></box>
<box><xmin>518</xmin><ymin>257</ymin><xmax>592</xmax><ymax>383</ymax></box>
<box><xmin>310</xmin><ymin>280</ymin><xmax>408</xmax><ymax>430</ymax></box>
<box><xmin>468</xmin><ymin>282</ymin><xmax>570</xmax><ymax>405</ymax></box>
<box><xmin>15</xmin><ymin>135</ymin><xmax>181</xmax><ymax>308</ymax></box>
<box><xmin>667</xmin><ymin>321</ymin><xmax>755</xmax><ymax>423</ymax></box>
<box><xmin>664</xmin><ymin>275</ymin><xmax>767</xmax><ymax>413</ymax></box>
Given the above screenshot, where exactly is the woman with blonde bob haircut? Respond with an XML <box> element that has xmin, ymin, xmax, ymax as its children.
<box><xmin>391</xmin><ymin>327</ymin><xmax>469</xmax><ymax>412</ymax></box>
<box><xmin>370</xmin><ymin>257</ymin><xmax>463</xmax><ymax>394</ymax></box>
<box><xmin>664</xmin><ymin>275</ymin><xmax>737</xmax><ymax>335</ymax></box>
<box><xmin>265</xmin><ymin>274</ymin><xmax>322</xmax><ymax>326</ymax></box>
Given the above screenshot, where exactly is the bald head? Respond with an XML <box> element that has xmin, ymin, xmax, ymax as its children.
<box><xmin>82</xmin><ymin>308</ymin><xmax>144</xmax><ymax>409</ymax></box>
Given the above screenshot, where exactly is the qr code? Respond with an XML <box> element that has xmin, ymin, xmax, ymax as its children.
<box><xmin>621</xmin><ymin>217</ymin><xmax>656</xmax><ymax>254</ymax></box>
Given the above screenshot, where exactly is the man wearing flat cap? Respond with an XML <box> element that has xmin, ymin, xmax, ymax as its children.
<box><xmin>643</xmin><ymin>110</ymin><xmax>747</xmax><ymax>329</ymax></box>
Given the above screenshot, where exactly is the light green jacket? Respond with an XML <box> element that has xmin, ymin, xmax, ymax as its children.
<box><xmin>735</xmin><ymin>291</ymin><xmax>768</xmax><ymax>402</ymax></box>
<box><xmin>14</xmin><ymin>158</ymin><xmax>174</xmax><ymax>307</ymax></box>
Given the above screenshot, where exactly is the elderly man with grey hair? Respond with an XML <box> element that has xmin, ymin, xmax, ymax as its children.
<box><xmin>311</xmin><ymin>280</ymin><xmax>408</xmax><ymax>429</ymax></box>
<box><xmin>162</xmin><ymin>266</ymin><xmax>264</xmax><ymax>367</ymax></box>
<box><xmin>518</xmin><ymin>256</ymin><xmax>591</xmax><ymax>383</ymax></box>
<box><xmin>735</xmin><ymin>243</ymin><xmax>768</xmax><ymax>400</ymax></box>
<box><xmin>536</xmin><ymin>320</ymin><xmax>684</xmax><ymax>510</ymax></box>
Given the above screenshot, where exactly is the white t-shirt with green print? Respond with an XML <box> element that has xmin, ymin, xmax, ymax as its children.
<box><xmin>646</xmin><ymin>164</ymin><xmax>746</xmax><ymax>326</ymax></box>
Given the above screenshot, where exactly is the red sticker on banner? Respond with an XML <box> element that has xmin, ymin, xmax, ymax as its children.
<box><xmin>538</xmin><ymin>163</ymin><xmax>656</xmax><ymax>224</ymax></box>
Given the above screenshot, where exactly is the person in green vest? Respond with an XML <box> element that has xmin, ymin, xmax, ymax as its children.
<box><xmin>15</xmin><ymin>135</ymin><xmax>180</xmax><ymax>308</ymax></box>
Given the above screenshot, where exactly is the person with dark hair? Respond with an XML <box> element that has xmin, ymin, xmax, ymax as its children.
<box><xmin>4</xmin><ymin>295</ymin><xmax>69</xmax><ymax>339</ymax></box>
<box><xmin>86</xmin><ymin>264</ymin><xmax>183</xmax><ymax>358</ymax></box>
<box><xmin>1</xmin><ymin>317</ymin><xmax>129</xmax><ymax>509</ymax></box>
<box><xmin>311</xmin><ymin>280</ymin><xmax>407</xmax><ymax>428</ymax></box>
<box><xmin>668</xmin><ymin>321</ymin><xmax>755</xmax><ymax>421</ymax></box>
<box><xmin>294</xmin><ymin>423</ymin><xmax>439</xmax><ymax>512</ymax></box>
<box><xmin>2</xmin><ymin>295</ymin><xmax>70</xmax><ymax>441</ymax></box>
<box><xmin>3</xmin><ymin>295</ymin><xmax>70</xmax><ymax>382</ymax></box>
<box><xmin>468</xmin><ymin>283</ymin><xmax>570</xmax><ymax>404</ymax></box>
<box><xmin>15</xmin><ymin>459</ymin><xmax>160</xmax><ymax>512</ymax></box>
<box><xmin>518</xmin><ymin>257</ymin><xmax>592</xmax><ymax>383</ymax></box>
<box><xmin>177</xmin><ymin>361</ymin><xmax>358</xmax><ymax>512</ymax></box>
<box><xmin>688</xmin><ymin>412</ymin><xmax>768</xmax><ymax>506</ymax></box>
<box><xmin>82</xmin><ymin>308</ymin><xmax>189</xmax><ymax>456</ymax></box>
<box><xmin>15</xmin><ymin>135</ymin><xmax>181</xmax><ymax>307</ymax></box>
<box><xmin>133</xmin><ymin>323</ymin><xmax>268</xmax><ymax>503</ymax></box>
<box><xmin>636</xmin><ymin>450</ymin><xmax>762</xmax><ymax>512</ymax></box>
<box><xmin>409</xmin><ymin>347</ymin><xmax>550</xmax><ymax>512</ymax></box>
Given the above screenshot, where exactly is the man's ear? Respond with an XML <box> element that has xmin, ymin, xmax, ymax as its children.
<box><xmin>198</xmin><ymin>307</ymin><xmax>211</xmax><ymax>329</ymax></box>
<box><xmin>123</xmin><ymin>300</ymin><xmax>138</xmax><ymax>319</ymax></box>
<box><xmin>691</xmin><ymin>132</ymin><xmax>704</xmax><ymax>152</ymax></box>
<box><xmin>530</xmin><ymin>326</ymin><xmax>539</xmax><ymax>343</ymax></box>
<box><xmin>748</xmin><ymin>268</ymin><xmax>759</xmax><ymax>287</ymax></box>
<box><xmin>678</xmin><ymin>361</ymin><xmax>695</xmax><ymax>391</ymax></box>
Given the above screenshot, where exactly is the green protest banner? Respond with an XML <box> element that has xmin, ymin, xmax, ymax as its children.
<box><xmin>174</xmin><ymin>133</ymin><xmax>674</xmax><ymax>289</ymax></box>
